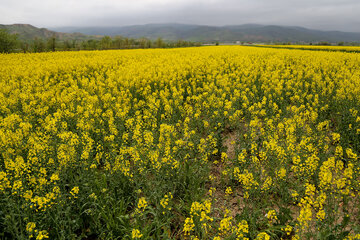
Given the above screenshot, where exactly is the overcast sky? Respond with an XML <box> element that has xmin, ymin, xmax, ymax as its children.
<box><xmin>1</xmin><ymin>0</ymin><xmax>359</xmax><ymax>32</ymax></box>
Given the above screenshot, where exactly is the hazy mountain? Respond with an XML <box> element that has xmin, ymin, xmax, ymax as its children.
<box><xmin>0</xmin><ymin>24</ymin><xmax>101</xmax><ymax>41</ymax></box>
<box><xmin>52</xmin><ymin>23</ymin><xmax>360</xmax><ymax>43</ymax></box>
<box><xmin>52</xmin><ymin>24</ymin><xmax>199</xmax><ymax>40</ymax></box>
<box><xmin>2</xmin><ymin>23</ymin><xmax>360</xmax><ymax>43</ymax></box>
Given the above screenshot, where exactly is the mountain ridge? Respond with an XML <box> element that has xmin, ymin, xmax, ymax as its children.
<box><xmin>51</xmin><ymin>23</ymin><xmax>360</xmax><ymax>42</ymax></box>
<box><xmin>2</xmin><ymin>23</ymin><xmax>360</xmax><ymax>43</ymax></box>
<box><xmin>0</xmin><ymin>23</ymin><xmax>102</xmax><ymax>41</ymax></box>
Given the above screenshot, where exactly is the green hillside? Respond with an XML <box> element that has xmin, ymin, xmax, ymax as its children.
<box><xmin>0</xmin><ymin>24</ymin><xmax>102</xmax><ymax>41</ymax></box>
<box><xmin>53</xmin><ymin>23</ymin><xmax>360</xmax><ymax>43</ymax></box>
<box><xmin>2</xmin><ymin>23</ymin><xmax>360</xmax><ymax>44</ymax></box>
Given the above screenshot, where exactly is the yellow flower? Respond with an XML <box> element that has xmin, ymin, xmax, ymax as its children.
<box><xmin>36</xmin><ymin>230</ymin><xmax>49</xmax><ymax>240</ymax></box>
<box><xmin>282</xmin><ymin>225</ymin><xmax>292</xmax><ymax>236</ymax></box>
<box><xmin>160</xmin><ymin>192</ymin><xmax>173</xmax><ymax>213</ymax></box>
<box><xmin>331</xmin><ymin>132</ymin><xmax>340</xmax><ymax>143</ymax></box>
<box><xmin>50</xmin><ymin>173</ymin><xmax>59</xmax><ymax>182</ymax></box>
<box><xmin>132</xmin><ymin>229</ymin><xmax>143</xmax><ymax>239</ymax></box>
<box><xmin>136</xmin><ymin>197</ymin><xmax>148</xmax><ymax>213</ymax></box>
<box><xmin>297</xmin><ymin>204</ymin><xmax>312</xmax><ymax>229</ymax></box>
<box><xmin>89</xmin><ymin>193</ymin><xmax>97</xmax><ymax>200</ymax></box>
<box><xmin>221</xmin><ymin>152</ymin><xmax>228</xmax><ymax>162</ymax></box>
<box><xmin>218</xmin><ymin>216</ymin><xmax>233</xmax><ymax>235</ymax></box>
<box><xmin>266</xmin><ymin>209</ymin><xmax>278</xmax><ymax>223</ymax></box>
<box><xmin>236</xmin><ymin>220</ymin><xmax>249</xmax><ymax>239</ymax></box>
<box><xmin>292</xmin><ymin>234</ymin><xmax>300</xmax><ymax>240</ymax></box>
<box><xmin>183</xmin><ymin>217</ymin><xmax>195</xmax><ymax>235</ymax></box>
<box><xmin>208</xmin><ymin>187</ymin><xmax>216</xmax><ymax>197</ymax></box>
<box><xmin>225</xmin><ymin>187</ymin><xmax>233</xmax><ymax>196</ymax></box>
<box><xmin>276</xmin><ymin>167</ymin><xmax>286</xmax><ymax>179</ymax></box>
<box><xmin>316</xmin><ymin>209</ymin><xmax>325</xmax><ymax>221</ymax></box>
<box><xmin>26</xmin><ymin>222</ymin><xmax>36</xmax><ymax>232</ymax></box>
<box><xmin>256</xmin><ymin>232</ymin><xmax>270</xmax><ymax>240</ymax></box>
<box><xmin>70</xmin><ymin>186</ymin><xmax>79</xmax><ymax>198</ymax></box>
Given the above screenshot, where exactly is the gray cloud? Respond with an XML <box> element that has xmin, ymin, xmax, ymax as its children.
<box><xmin>0</xmin><ymin>0</ymin><xmax>359</xmax><ymax>32</ymax></box>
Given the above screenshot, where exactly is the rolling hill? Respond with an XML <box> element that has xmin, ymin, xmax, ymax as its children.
<box><xmin>0</xmin><ymin>24</ymin><xmax>101</xmax><ymax>41</ymax></box>
<box><xmin>2</xmin><ymin>23</ymin><xmax>360</xmax><ymax>43</ymax></box>
<box><xmin>52</xmin><ymin>23</ymin><xmax>360</xmax><ymax>43</ymax></box>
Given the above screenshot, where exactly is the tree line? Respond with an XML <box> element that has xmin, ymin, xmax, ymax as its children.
<box><xmin>0</xmin><ymin>29</ymin><xmax>201</xmax><ymax>53</ymax></box>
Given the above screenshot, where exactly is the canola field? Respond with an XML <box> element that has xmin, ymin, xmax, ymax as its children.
<box><xmin>259</xmin><ymin>45</ymin><xmax>360</xmax><ymax>53</ymax></box>
<box><xmin>0</xmin><ymin>46</ymin><xmax>360</xmax><ymax>239</ymax></box>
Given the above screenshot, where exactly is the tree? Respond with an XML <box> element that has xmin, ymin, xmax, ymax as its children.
<box><xmin>155</xmin><ymin>37</ymin><xmax>164</xmax><ymax>48</ymax></box>
<box><xmin>123</xmin><ymin>38</ymin><xmax>130</xmax><ymax>49</ymax></box>
<box><xmin>145</xmin><ymin>38</ymin><xmax>152</xmax><ymax>48</ymax></box>
<box><xmin>138</xmin><ymin>37</ymin><xmax>148</xmax><ymax>49</ymax></box>
<box><xmin>128</xmin><ymin>38</ymin><xmax>135</xmax><ymax>49</ymax></box>
<box><xmin>317</xmin><ymin>41</ymin><xmax>330</xmax><ymax>46</ymax></box>
<box><xmin>100</xmin><ymin>36</ymin><xmax>112</xmax><ymax>50</ymax></box>
<box><xmin>47</xmin><ymin>35</ymin><xmax>57</xmax><ymax>52</ymax></box>
<box><xmin>71</xmin><ymin>40</ymin><xmax>78</xmax><ymax>50</ymax></box>
<box><xmin>20</xmin><ymin>42</ymin><xmax>30</xmax><ymax>53</ymax></box>
<box><xmin>32</xmin><ymin>38</ymin><xmax>45</xmax><ymax>52</ymax></box>
<box><xmin>0</xmin><ymin>29</ymin><xmax>18</xmax><ymax>53</ymax></box>
<box><xmin>87</xmin><ymin>39</ymin><xmax>99</xmax><ymax>50</ymax></box>
<box><xmin>62</xmin><ymin>40</ymin><xmax>72</xmax><ymax>51</ymax></box>
<box><xmin>113</xmin><ymin>36</ymin><xmax>124</xmax><ymax>49</ymax></box>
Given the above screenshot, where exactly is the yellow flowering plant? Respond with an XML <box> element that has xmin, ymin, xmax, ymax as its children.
<box><xmin>0</xmin><ymin>45</ymin><xmax>359</xmax><ymax>239</ymax></box>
